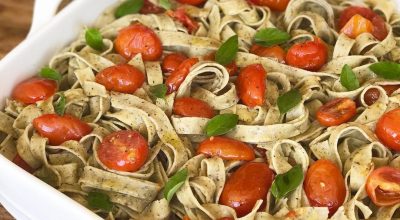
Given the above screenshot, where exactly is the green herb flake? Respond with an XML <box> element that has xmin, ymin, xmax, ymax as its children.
<box><xmin>115</xmin><ymin>0</ymin><xmax>144</xmax><ymax>19</ymax></box>
<box><xmin>164</xmin><ymin>168</ymin><xmax>188</xmax><ymax>202</ymax></box>
<box><xmin>205</xmin><ymin>114</ymin><xmax>239</xmax><ymax>137</ymax></box>
<box><xmin>39</xmin><ymin>67</ymin><xmax>61</xmax><ymax>81</ymax></box>
<box><xmin>215</xmin><ymin>35</ymin><xmax>239</xmax><ymax>65</ymax></box>
<box><xmin>277</xmin><ymin>89</ymin><xmax>302</xmax><ymax>114</ymax></box>
<box><xmin>271</xmin><ymin>165</ymin><xmax>304</xmax><ymax>199</ymax></box>
<box><xmin>85</xmin><ymin>28</ymin><xmax>104</xmax><ymax>51</ymax></box>
<box><xmin>254</xmin><ymin>28</ymin><xmax>291</xmax><ymax>47</ymax></box>
<box><xmin>150</xmin><ymin>84</ymin><xmax>168</xmax><ymax>99</ymax></box>
<box><xmin>369</xmin><ymin>61</ymin><xmax>400</xmax><ymax>80</ymax></box>
<box><xmin>87</xmin><ymin>191</ymin><xmax>113</xmax><ymax>212</ymax></box>
<box><xmin>159</xmin><ymin>0</ymin><xmax>171</xmax><ymax>10</ymax></box>
<box><xmin>54</xmin><ymin>94</ymin><xmax>66</xmax><ymax>116</ymax></box>
<box><xmin>340</xmin><ymin>64</ymin><xmax>360</xmax><ymax>91</ymax></box>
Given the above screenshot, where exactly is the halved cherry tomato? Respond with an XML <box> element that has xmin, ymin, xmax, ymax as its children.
<box><xmin>375</xmin><ymin>108</ymin><xmax>400</xmax><ymax>152</ymax></box>
<box><xmin>165</xmin><ymin>58</ymin><xmax>199</xmax><ymax>93</ymax></box>
<box><xmin>247</xmin><ymin>0</ymin><xmax>290</xmax><ymax>11</ymax></box>
<box><xmin>12</xmin><ymin>154</ymin><xmax>34</xmax><ymax>173</ymax></box>
<box><xmin>162</xmin><ymin>53</ymin><xmax>188</xmax><ymax>73</ymax></box>
<box><xmin>304</xmin><ymin>159</ymin><xmax>346</xmax><ymax>216</ymax></box>
<box><xmin>340</xmin><ymin>14</ymin><xmax>373</xmax><ymax>39</ymax></box>
<box><xmin>33</xmin><ymin>114</ymin><xmax>93</xmax><ymax>146</ymax></box>
<box><xmin>250</xmin><ymin>44</ymin><xmax>286</xmax><ymax>63</ymax></box>
<box><xmin>286</xmin><ymin>38</ymin><xmax>328</xmax><ymax>71</ymax></box>
<box><xmin>173</xmin><ymin>97</ymin><xmax>215</xmax><ymax>118</ymax></box>
<box><xmin>95</xmin><ymin>64</ymin><xmax>145</xmax><ymax>93</ymax></box>
<box><xmin>115</xmin><ymin>23</ymin><xmax>162</xmax><ymax>61</ymax></box>
<box><xmin>177</xmin><ymin>0</ymin><xmax>206</xmax><ymax>6</ymax></box>
<box><xmin>219</xmin><ymin>162</ymin><xmax>274</xmax><ymax>217</ymax></box>
<box><xmin>97</xmin><ymin>130</ymin><xmax>149</xmax><ymax>172</ymax></box>
<box><xmin>197</xmin><ymin>137</ymin><xmax>255</xmax><ymax>161</ymax></box>
<box><xmin>12</xmin><ymin>78</ymin><xmax>57</xmax><ymax>105</ymax></box>
<box><xmin>316</xmin><ymin>98</ymin><xmax>356</xmax><ymax>127</ymax></box>
<box><xmin>236</xmin><ymin>64</ymin><xmax>266</xmax><ymax>107</ymax></box>
<box><xmin>167</xmin><ymin>8</ymin><xmax>199</xmax><ymax>34</ymax></box>
<box><xmin>365</xmin><ymin>166</ymin><xmax>400</xmax><ymax>206</ymax></box>
<box><xmin>203</xmin><ymin>52</ymin><xmax>237</xmax><ymax>76</ymax></box>
<box><xmin>363</xmin><ymin>85</ymin><xmax>400</xmax><ymax>106</ymax></box>
<box><xmin>140</xmin><ymin>0</ymin><xmax>165</xmax><ymax>14</ymax></box>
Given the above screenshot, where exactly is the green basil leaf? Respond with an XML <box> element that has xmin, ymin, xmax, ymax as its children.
<box><xmin>369</xmin><ymin>61</ymin><xmax>400</xmax><ymax>80</ymax></box>
<box><xmin>340</xmin><ymin>64</ymin><xmax>360</xmax><ymax>91</ymax></box>
<box><xmin>39</xmin><ymin>67</ymin><xmax>61</xmax><ymax>81</ymax></box>
<box><xmin>87</xmin><ymin>191</ymin><xmax>113</xmax><ymax>212</ymax></box>
<box><xmin>115</xmin><ymin>0</ymin><xmax>144</xmax><ymax>18</ymax></box>
<box><xmin>215</xmin><ymin>35</ymin><xmax>238</xmax><ymax>65</ymax></box>
<box><xmin>164</xmin><ymin>168</ymin><xmax>188</xmax><ymax>202</ymax></box>
<box><xmin>159</xmin><ymin>0</ymin><xmax>171</xmax><ymax>10</ymax></box>
<box><xmin>205</xmin><ymin>114</ymin><xmax>238</xmax><ymax>137</ymax></box>
<box><xmin>150</xmin><ymin>84</ymin><xmax>168</xmax><ymax>99</ymax></box>
<box><xmin>277</xmin><ymin>89</ymin><xmax>302</xmax><ymax>114</ymax></box>
<box><xmin>85</xmin><ymin>28</ymin><xmax>104</xmax><ymax>51</ymax></box>
<box><xmin>54</xmin><ymin>94</ymin><xmax>66</xmax><ymax>116</ymax></box>
<box><xmin>254</xmin><ymin>28</ymin><xmax>291</xmax><ymax>47</ymax></box>
<box><xmin>271</xmin><ymin>165</ymin><xmax>304</xmax><ymax>199</ymax></box>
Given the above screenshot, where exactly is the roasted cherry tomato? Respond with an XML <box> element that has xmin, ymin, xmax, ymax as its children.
<box><xmin>97</xmin><ymin>130</ymin><xmax>149</xmax><ymax>172</ymax></box>
<box><xmin>173</xmin><ymin>97</ymin><xmax>215</xmax><ymax>118</ymax></box>
<box><xmin>197</xmin><ymin>137</ymin><xmax>255</xmax><ymax>161</ymax></box>
<box><xmin>304</xmin><ymin>159</ymin><xmax>346</xmax><ymax>216</ymax></box>
<box><xmin>12</xmin><ymin>78</ymin><xmax>57</xmax><ymax>105</ymax></box>
<box><xmin>363</xmin><ymin>85</ymin><xmax>400</xmax><ymax>106</ymax></box>
<box><xmin>365</xmin><ymin>166</ymin><xmax>400</xmax><ymax>206</ymax></box>
<box><xmin>167</xmin><ymin>8</ymin><xmax>199</xmax><ymax>34</ymax></box>
<box><xmin>140</xmin><ymin>0</ymin><xmax>165</xmax><ymax>14</ymax></box>
<box><xmin>33</xmin><ymin>114</ymin><xmax>93</xmax><ymax>146</ymax></box>
<box><xmin>203</xmin><ymin>52</ymin><xmax>237</xmax><ymax>76</ymax></box>
<box><xmin>115</xmin><ymin>23</ymin><xmax>162</xmax><ymax>61</ymax></box>
<box><xmin>316</xmin><ymin>98</ymin><xmax>356</xmax><ymax>127</ymax></box>
<box><xmin>165</xmin><ymin>58</ymin><xmax>199</xmax><ymax>93</ymax></box>
<box><xmin>95</xmin><ymin>64</ymin><xmax>145</xmax><ymax>93</ymax></box>
<box><xmin>176</xmin><ymin>0</ymin><xmax>206</xmax><ymax>6</ymax></box>
<box><xmin>250</xmin><ymin>44</ymin><xmax>286</xmax><ymax>63</ymax></box>
<box><xmin>162</xmin><ymin>53</ymin><xmax>188</xmax><ymax>73</ymax></box>
<box><xmin>340</xmin><ymin>14</ymin><xmax>373</xmax><ymax>39</ymax></box>
<box><xmin>219</xmin><ymin>162</ymin><xmax>274</xmax><ymax>217</ymax></box>
<box><xmin>12</xmin><ymin>154</ymin><xmax>34</xmax><ymax>173</ymax></box>
<box><xmin>247</xmin><ymin>0</ymin><xmax>290</xmax><ymax>11</ymax></box>
<box><xmin>236</xmin><ymin>64</ymin><xmax>266</xmax><ymax>107</ymax></box>
<box><xmin>375</xmin><ymin>108</ymin><xmax>400</xmax><ymax>152</ymax></box>
<box><xmin>286</xmin><ymin>38</ymin><xmax>328</xmax><ymax>71</ymax></box>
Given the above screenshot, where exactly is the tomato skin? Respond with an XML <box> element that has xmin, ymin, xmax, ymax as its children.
<box><xmin>12</xmin><ymin>78</ymin><xmax>57</xmax><ymax>105</ymax></box>
<box><xmin>165</xmin><ymin>58</ymin><xmax>199</xmax><ymax>93</ymax></box>
<box><xmin>162</xmin><ymin>53</ymin><xmax>188</xmax><ymax>73</ymax></box>
<box><xmin>140</xmin><ymin>0</ymin><xmax>165</xmax><ymax>14</ymax></box>
<box><xmin>236</xmin><ymin>64</ymin><xmax>266</xmax><ymax>108</ymax></box>
<box><xmin>97</xmin><ymin>130</ymin><xmax>149</xmax><ymax>172</ymax></box>
<box><xmin>247</xmin><ymin>0</ymin><xmax>290</xmax><ymax>11</ymax></box>
<box><xmin>173</xmin><ymin>97</ymin><xmax>215</xmax><ymax>118</ymax></box>
<box><xmin>340</xmin><ymin>14</ymin><xmax>373</xmax><ymax>39</ymax></box>
<box><xmin>316</xmin><ymin>98</ymin><xmax>356</xmax><ymax>127</ymax></box>
<box><xmin>95</xmin><ymin>64</ymin><xmax>145</xmax><ymax>93</ymax></box>
<box><xmin>114</xmin><ymin>24</ymin><xmax>162</xmax><ymax>61</ymax></box>
<box><xmin>12</xmin><ymin>154</ymin><xmax>34</xmax><ymax>173</ymax></box>
<box><xmin>176</xmin><ymin>0</ymin><xmax>206</xmax><ymax>6</ymax></box>
<box><xmin>304</xmin><ymin>159</ymin><xmax>346</xmax><ymax>216</ymax></box>
<box><xmin>286</xmin><ymin>38</ymin><xmax>328</xmax><ymax>71</ymax></box>
<box><xmin>219</xmin><ymin>162</ymin><xmax>274</xmax><ymax>217</ymax></box>
<box><xmin>250</xmin><ymin>44</ymin><xmax>286</xmax><ymax>63</ymax></box>
<box><xmin>375</xmin><ymin>108</ymin><xmax>400</xmax><ymax>152</ymax></box>
<box><xmin>203</xmin><ymin>52</ymin><xmax>237</xmax><ymax>76</ymax></box>
<box><xmin>167</xmin><ymin>8</ymin><xmax>199</xmax><ymax>34</ymax></box>
<box><xmin>363</xmin><ymin>85</ymin><xmax>400</xmax><ymax>106</ymax></box>
<box><xmin>197</xmin><ymin>137</ymin><xmax>255</xmax><ymax>161</ymax></box>
<box><xmin>365</xmin><ymin>166</ymin><xmax>400</xmax><ymax>206</ymax></box>
<box><xmin>33</xmin><ymin>114</ymin><xmax>93</xmax><ymax>146</ymax></box>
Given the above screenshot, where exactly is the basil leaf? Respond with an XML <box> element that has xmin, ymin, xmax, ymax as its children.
<box><xmin>150</xmin><ymin>84</ymin><xmax>167</xmax><ymax>99</ymax></box>
<box><xmin>85</xmin><ymin>28</ymin><xmax>104</xmax><ymax>51</ymax></box>
<box><xmin>254</xmin><ymin>28</ymin><xmax>291</xmax><ymax>47</ymax></box>
<box><xmin>164</xmin><ymin>168</ymin><xmax>188</xmax><ymax>202</ymax></box>
<box><xmin>159</xmin><ymin>0</ymin><xmax>171</xmax><ymax>10</ymax></box>
<box><xmin>271</xmin><ymin>165</ymin><xmax>304</xmax><ymax>199</ymax></box>
<box><xmin>205</xmin><ymin>114</ymin><xmax>238</xmax><ymax>137</ymax></box>
<box><xmin>369</xmin><ymin>61</ymin><xmax>400</xmax><ymax>80</ymax></box>
<box><xmin>277</xmin><ymin>89</ymin><xmax>302</xmax><ymax>114</ymax></box>
<box><xmin>215</xmin><ymin>35</ymin><xmax>238</xmax><ymax>65</ymax></box>
<box><xmin>340</xmin><ymin>64</ymin><xmax>359</xmax><ymax>91</ymax></box>
<box><xmin>54</xmin><ymin>94</ymin><xmax>66</xmax><ymax>116</ymax></box>
<box><xmin>115</xmin><ymin>0</ymin><xmax>144</xmax><ymax>18</ymax></box>
<box><xmin>87</xmin><ymin>191</ymin><xmax>113</xmax><ymax>212</ymax></box>
<box><xmin>39</xmin><ymin>67</ymin><xmax>61</xmax><ymax>81</ymax></box>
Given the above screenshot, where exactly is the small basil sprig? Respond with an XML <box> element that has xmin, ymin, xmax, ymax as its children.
<box><xmin>85</xmin><ymin>28</ymin><xmax>104</xmax><ymax>51</ymax></box>
<box><xmin>115</xmin><ymin>0</ymin><xmax>144</xmax><ymax>18</ymax></box>
<box><xmin>39</xmin><ymin>67</ymin><xmax>61</xmax><ymax>81</ymax></box>
<box><xmin>215</xmin><ymin>35</ymin><xmax>239</xmax><ymax>65</ymax></box>
<box><xmin>271</xmin><ymin>165</ymin><xmax>304</xmax><ymax>199</ymax></box>
<box><xmin>340</xmin><ymin>64</ymin><xmax>359</xmax><ymax>91</ymax></box>
<box><xmin>205</xmin><ymin>114</ymin><xmax>238</xmax><ymax>137</ymax></box>
<box><xmin>54</xmin><ymin>94</ymin><xmax>66</xmax><ymax>116</ymax></box>
<box><xmin>369</xmin><ymin>61</ymin><xmax>400</xmax><ymax>80</ymax></box>
<box><xmin>87</xmin><ymin>191</ymin><xmax>113</xmax><ymax>212</ymax></box>
<box><xmin>159</xmin><ymin>0</ymin><xmax>171</xmax><ymax>10</ymax></box>
<box><xmin>150</xmin><ymin>84</ymin><xmax>168</xmax><ymax>99</ymax></box>
<box><xmin>254</xmin><ymin>28</ymin><xmax>291</xmax><ymax>47</ymax></box>
<box><xmin>277</xmin><ymin>89</ymin><xmax>302</xmax><ymax>114</ymax></box>
<box><xmin>164</xmin><ymin>168</ymin><xmax>188</xmax><ymax>202</ymax></box>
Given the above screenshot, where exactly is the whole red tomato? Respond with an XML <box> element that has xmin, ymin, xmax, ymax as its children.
<box><xmin>95</xmin><ymin>64</ymin><xmax>145</xmax><ymax>93</ymax></box>
<box><xmin>236</xmin><ymin>64</ymin><xmax>266</xmax><ymax>107</ymax></box>
<box><xmin>12</xmin><ymin>78</ymin><xmax>57</xmax><ymax>105</ymax></box>
<box><xmin>316</xmin><ymin>98</ymin><xmax>356</xmax><ymax>127</ymax></box>
<box><xmin>197</xmin><ymin>137</ymin><xmax>255</xmax><ymax>161</ymax></box>
<box><xmin>162</xmin><ymin>53</ymin><xmax>188</xmax><ymax>73</ymax></box>
<box><xmin>173</xmin><ymin>97</ymin><xmax>215</xmax><ymax>118</ymax></box>
<box><xmin>375</xmin><ymin>108</ymin><xmax>400</xmax><ymax>152</ymax></box>
<box><xmin>286</xmin><ymin>38</ymin><xmax>328</xmax><ymax>71</ymax></box>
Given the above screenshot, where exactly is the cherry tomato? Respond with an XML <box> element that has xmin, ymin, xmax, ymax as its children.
<box><xmin>340</xmin><ymin>14</ymin><xmax>373</xmax><ymax>39</ymax></box>
<box><xmin>115</xmin><ymin>23</ymin><xmax>162</xmax><ymax>61</ymax></box>
<box><xmin>165</xmin><ymin>58</ymin><xmax>199</xmax><ymax>93</ymax></box>
<box><xmin>140</xmin><ymin>0</ymin><xmax>165</xmax><ymax>14</ymax></box>
<box><xmin>363</xmin><ymin>85</ymin><xmax>400</xmax><ymax>106</ymax></box>
<box><xmin>304</xmin><ymin>159</ymin><xmax>346</xmax><ymax>216</ymax></box>
<box><xmin>375</xmin><ymin>108</ymin><xmax>400</xmax><ymax>152</ymax></box>
<box><xmin>95</xmin><ymin>64</ymin><xmax>145</xmax><ymax>93</ymax></box>
<box><xmin>173</xmin><ymin>97</ymin><xmax>215</xmax><ymax>118</ymax></box>
<box><xmin>250</xmin><ymin>44</ymin><xmax>286</xmax><ymax>63</ymax></box>
<box><xmin>97</xmin><ymin>130</ymin><xmax>149</xmax><ymax>172</ymax></box>
<box><xmin>167</xmin><ymin>8</ymin><xmax>199</xmax><ymax>34</ymax></box>
<box><xmin>236</xmin><ymin>64</ymin><xmax>266</xmax><ymax>107</ymax></box>
<box><xmin>219</xmin><ymin>162</ymin><xmax>274</xmax><ymax>217</ymax></box>
<box><xmin>203</xmin><ymin>52</ymin><xmax>237</xmax><ymax>76</ymax></box>
<box><xmin>33</xmin><ymin>114</ymin><xmax>93</xmax><ymax>146</ymax></box>
<box><xmin>162</xmin><ymin>53</ymin><xmax>188</xmax><ymax>73</ymax></box>
<box><xmin>176</xmin><ymin>0</ymin><xmax>206</xmax><ymax>6</ymax></box>
<box><xmin>316</xmin><ymin>98</ymin><xmax>356</xmax><ymax>127</ymax></box>
<box><xmin>12</xmin><ymin>78</ymin><xmax>57</xmax><ymax>105</ymax></box>
<box><xmin>197</xmin><ymin>137</ymin><xmax>255</xmax><ymax>161</ymax></box>
<box><xmin>286</xmin><ymin>38</ymin><xmax>328</xmax><ymax>71</ymax></box>
<box><xmin>365</xmin><ymin>166</ymin><xmax>400</xmax><ymax>206</ymax></box>
<box><xmin>247</xmin><ymin>0</ymin><xmax>290</xmax><ymax>11</ymax></box>
<box><xmin>12</xmin><ymin>154</ymin><xmax>34</xmax><ymax>173</ymax></box>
